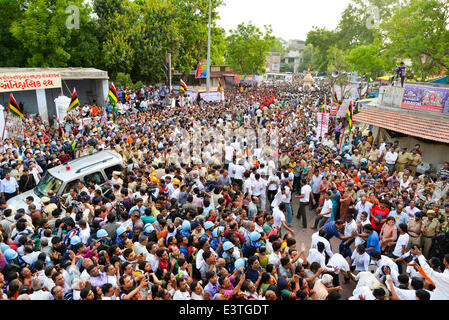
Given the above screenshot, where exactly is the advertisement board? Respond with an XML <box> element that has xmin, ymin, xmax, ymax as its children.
<box><xmin>401</xmin><ymin>85</ymin><xmax>449</xmax><ymax>114</ymax></box>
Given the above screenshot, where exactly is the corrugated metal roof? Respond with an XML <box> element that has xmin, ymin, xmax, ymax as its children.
<box><xmin>353</xmin><ymin>108</ymin><xmax>449</xmax><ymax>143</ymax></box>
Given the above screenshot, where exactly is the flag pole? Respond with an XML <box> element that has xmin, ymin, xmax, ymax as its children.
<box><xmin>338</xmin><ymin>116</ymin><xmax>347</xmax><ymax>153</ymax></box>
<box><xmin>1</xmin><ymin>95</ymin><xmax>10</xmax><ymax>141</ymax></box>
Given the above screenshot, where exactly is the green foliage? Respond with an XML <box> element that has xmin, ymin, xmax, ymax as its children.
<box><xmin>271</xmin><ymin>37</ymin><xmax>288</xmax><ymax>59</ymax></box>
<box><xmin>114</xmin><ymin>72</ymin><xmax>134</xmax><ymax>88</ymax></box>
<box><xmin>305</xmin><ymin>27</ymin><xmax>339</xmax><ymax>73</ymax></box>
<box><xmin>326</xmin><ymin>47</ymin><xmax>352</xmax><ymax>98</ymax></box>
<box><xmin>382</xmin><ymin>0</ymin><xmax>449</xmax><ymax>81</ymax></box>
<box><xmin>298</xmin><ymin>44</ymin><xmax>315</xmax><ymax>72</ymax></box>
<box><xmin>225</xmin><ymin>22</ymin><xmax>276</xmax><ymax>75</ymax></box>
<box><xmin>346</xmin><ymin>38</ymin><xmax>388</xmax><ymax>80</ymax></box>
<box><xmin>0</xmin><ymin>0</ymin><xmax>27</xmax><ymax>66</ymax></box>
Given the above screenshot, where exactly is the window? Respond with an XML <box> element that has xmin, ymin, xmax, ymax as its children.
<box><xmin>84</xmin><ymin>172</ymin><xmax>106</xmax><ymax>185</ymax></box>
<box><xmin>104</xmin><ymin>164</ymin><xmax>123</xmax><ymax>180</ymax></box>
<box><xmin>63</xmin><ymin>179</ymin><xmax>81</xmax><ymax>195</ymax></box>
<box><xmin>36</xmin><ymin>172</ymin><xmax>63</xmax><ymax>197</ymax></box>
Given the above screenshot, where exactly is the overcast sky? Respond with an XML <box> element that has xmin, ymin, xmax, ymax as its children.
<box><xmin>218</xmin><ymin>0</ymin><xmax>351</xmax><ymax>41</ymax></box>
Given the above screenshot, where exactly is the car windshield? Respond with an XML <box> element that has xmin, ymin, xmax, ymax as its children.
<box><xmin>35</xmin><ymin>172</ymin><xmax>63</xmax><ymax>197</ymax></box>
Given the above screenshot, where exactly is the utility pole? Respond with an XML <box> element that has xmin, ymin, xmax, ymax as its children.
<box><xmin>206</xmin><ymin>0</ymin><xmax>212</xmax><ymax>92</ymax></box>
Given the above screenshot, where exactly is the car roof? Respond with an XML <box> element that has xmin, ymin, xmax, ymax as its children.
<box><xmin>48</xmin><ymin>150</ymin><xmax>123</xmax><ymax>182</ymax></box>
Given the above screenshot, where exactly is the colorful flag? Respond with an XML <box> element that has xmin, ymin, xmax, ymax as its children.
<box><xmin>8</xmin><ymin>93</ymin><xmax>23</xmax><ymax>118</ymax></box>
<box><xmin>67</xmin><ymin>88</ymin><xmax>80</xmax><ymax>112</ymax></box>
<box><xmin>334</xmin><ymin>91</ymin><xmax>339</xmax><ymax>105</ymax></box>
<box><xmin>108</xmin><ymin>83</ymin><xmax>119</xmax><ymax>105</ymax></box>
<box><xmin>180</xmin><ymin>79</ymin><xmax>188</xmax><ymax>93</ymax></box>
<box><xmin>195</xmin><ymin>60</ymin><xmax>208</xmax><ymax>78</ymax></box>
<box><xmin>321</xmin><ymin>105</ymin><xmax>326</xmax><ymax>113</ymax></box>
<box><xmin>217</xmin><ymin>79</ymin><xmax>223</xmax><ymax>92</ymax></box>
<box><xmin>346</xmin><ymin>101</ymin><xmax>353</xmax><ymax>132</ymax></box>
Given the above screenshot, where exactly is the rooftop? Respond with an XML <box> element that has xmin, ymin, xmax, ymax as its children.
<box><xmin>354</xmin><ymin>107</ymin><xmax>449</xmax><ymax>143</ymax></box>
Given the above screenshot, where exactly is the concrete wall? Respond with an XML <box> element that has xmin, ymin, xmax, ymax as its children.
<box><xmin>0</xmin><ymin>90</ymin><xmax>39</xmax><ymax>114</ymax></box>
<box><xmin>378</xmin><ymin>86</ymin><xmax>404</xmax><ymax>109</ymax></box>
<box><xmin>373</xmin><ymin>127</ymin><xmax>449</xmax><ymax>172</ymax></box>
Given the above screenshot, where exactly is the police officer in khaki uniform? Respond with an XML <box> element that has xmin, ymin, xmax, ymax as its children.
<box><xmin>407</xmin><ymin>212</ymin><xmax>423</xmax><ymax>248</ymax></box>
<box><xmin>435</xmin><ymin>176</ymin><xmax>449</xmax><ymax>200</ymax></box>
<box><xmin>358</xmin><ymin>140</ymin><xmax>370</xmax><ymax>156</ymax></box>
<box><xmin>396</xmin><ymin>147</ymin><xmax>412</xmax><ymax>173</ymax></box>
<box><xmin>123</xmin><ymin>145</ymin><xmax>132</xmax><ymax>163</ymax></box>
<box><xmin>352</xmin><ymin>149</ymin><xmax>362</xmax><ymax>168</ymax></box>
<box><xmin>421</xmin><ymin>210</ymin><xmax>441</xmax><ymax>258</ymax></box>
<box><xmin>409</xmin><ymin>148</ymin><xmax>423</xmax><ymax>177</ymax></box>
<box><xmin>367</xmin><ymin>145</ymin><xmax>379</xmax><ymax>165</ymax></box>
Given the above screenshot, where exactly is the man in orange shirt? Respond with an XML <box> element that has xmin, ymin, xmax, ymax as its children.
<box><xmin>92</xmin><ymin>103</ymin><xmax>99</xmax><ymax>116</ymax></box>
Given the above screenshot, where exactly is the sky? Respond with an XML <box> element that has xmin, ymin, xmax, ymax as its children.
<box><xmin>218</xmin><ymin>0</ymin><xmax>352</xmax><ymax>41</ymax></box>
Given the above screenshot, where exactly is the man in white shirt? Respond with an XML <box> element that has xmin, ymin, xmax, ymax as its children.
<box><xmin>350</xmin><ymin>245</ymin><xmax>371</xmax><ymax>272</ymax></box>
<box><xmin>29</xmin><ymin>279</ymin><xmax>52</xmax><ymax>300</ymax></box>
<box><xmin>272</xmin><ymin>203</ymin><xmax>295</xmax><ymax>236</ymax></box>
<box><xmin>307</xmin><ymin>242</ymin><xmax>326</xmax><ymax>268</ymax></box>
<box><xmin>243</xmin><ymin>172</ymin><xmax>253</xmax><ymax>195</ymax></box>
<box><xmin>267</xmin><ymin>173</ymin><xmax>280</xmax><ymax>206</ymax></box>
<box><xmin>384</xmin><ymin>145</ymin><xmax>398</xmax><ymax>173</ymax></box>
<box><xmin>268</xmin><ymin>240</ymin><xmax>283</xmax><ymax>266</ymax></box>
<box><xmin>371</xmin><ymin>251</ymin><xmax>399</xmax><ymax>280</ymax></box>
<box><xmin>295</xmin><ymin>179</ymin><xmax>312</xmax><ymax>228</ymax></box>
<box><xmin>413</xmin><ymin>247</ymin><xmax>449</xmax><ymax>300</ymax></box>
<box><xmin>313</xmin><ymin>191</ymin><xmax>332</xmax><ymax>229</ymax></box>
<box><xmin>234</xmin><ymin>161</ymin><xmax>246</xmax><ymax>189</ymax></box>
<box><xmin>355</xmin><ymin>196</ymin><xmax>373</xmax><ymax>221</ymax></box>
<box><xmin>325</xmin><ymin>253</ymin><xmax>350</xmax><ymax>277</ymax></box>
<box><xmin>1</xmin><ymin>172</ymin><xmax>19</xmax><ymax>201</ymax></box>
<box><xmin>310</xmin><ymin>171</ymin><xmax>322</xmax><ymax>209</ymax></box>
<box><xmin>404</xmin><ymin>200</ymin><xmax>420</xmax><ymax>218</ymax></box>
<box><xmin>391</xmin><ymin>223</ymin><xmax>410</xmax><ymax>274</ymax></box>
<box><xmin>173</xmin><ymin>278</ymin><xmax>191</xmax><ymax>300</ymax></box>
<box><xmin>224</xmin><ymin>143</ymin><xmax>234</xmax><ymax>168</ymax></box>
<box><xmin>310</xmin><ymin>229</ymin><xmax>333</xmax><ymax>258</ymax></box>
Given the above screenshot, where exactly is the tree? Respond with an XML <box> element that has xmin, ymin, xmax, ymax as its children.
<box><xmin>327</xmin><ymin>47</ymin><xmax>352</xmax><ymax>100</ymax></box>
<box><xmin>0</xmin><ymin>0</ymin><xmax>27</xmax><ymax>67</ymax></box>
<box><xmin>335</xmin><ymin>0</ymin><xmax>400</xmax><ymax>50</ymax></box>
<box><xmin>305</xmin><ymin>27</ymin><xmax>339</xmax><ymax>73</ymax></box>
<box><xmin>225</xmin><ymin>22</ymin><xmax>276</xmax><ymax>75</ymax></box>
<box><xmin>346</xmin><ymin>38</ymin><xmax>388</xmax><ymax>81</ymax></box>
<box><xmin>381</xmin><ymin>0</ymin><xmax>449</xmax><ymax>81</ymax></box>
<box><xmin>298</xmin><ymin>44</ymin><xmax>315</xmax><ymax>72</ymax></box>
<box><xmin>10</xmin><ymin>0</ymin><xmax>98</xmax><ymax>67</ymax></box>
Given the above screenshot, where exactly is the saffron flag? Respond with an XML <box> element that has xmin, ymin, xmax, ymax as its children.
<box><xmin>346</xmin><ymin>101</ymin><xmax>353</xmax><ymax>132</ymax></box>
<box><xmin>217</xmin><ymin>79</ymin><xmax>223</xmax><ymax>92</ymax></box>
<box><xmin>321</xmin><ymin>105</ymin><xmax>326</xmax><ymax>113</ymax></box>
<box><xmin>8</xmin><ymin>93</ymin><xmax>23</xmax><ymax>118</ymax></box>
<box><xmin>108</xmin><ymin>83</ymin><xmax>119</xmax><ymax>105</ymax></box>
<box><xmin>67</xmin><ymin>88</ymin><xmax>80</xmax><ymax>112</ymax></box>
<box><xmin>180</xmin><ymin>79</ymin><xmax>188</xmax><ymax>93</ymax></box>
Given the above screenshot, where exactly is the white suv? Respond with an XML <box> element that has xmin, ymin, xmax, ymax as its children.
<box><xmin>8</xmin><ymin>150</ymin><xmax>123</xmax><ymax>211</ymax></box>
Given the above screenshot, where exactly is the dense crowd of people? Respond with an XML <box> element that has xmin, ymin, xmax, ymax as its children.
<box><xmin>0</xmin><ymin>80</ymin><xmax>448</xmax><ymax>301</ymax></box>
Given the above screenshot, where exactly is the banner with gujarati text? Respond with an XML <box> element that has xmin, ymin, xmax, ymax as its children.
<box><xmin>0</xmin><ymin>71</ymin><xmax>62</xmax><ymax>93</ymax></box>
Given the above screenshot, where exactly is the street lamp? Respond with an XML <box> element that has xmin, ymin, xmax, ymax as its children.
<box><xmin>206</xmin><ymin>0</ymin><xmax>212</xmax><ymax>93</ymax></box>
